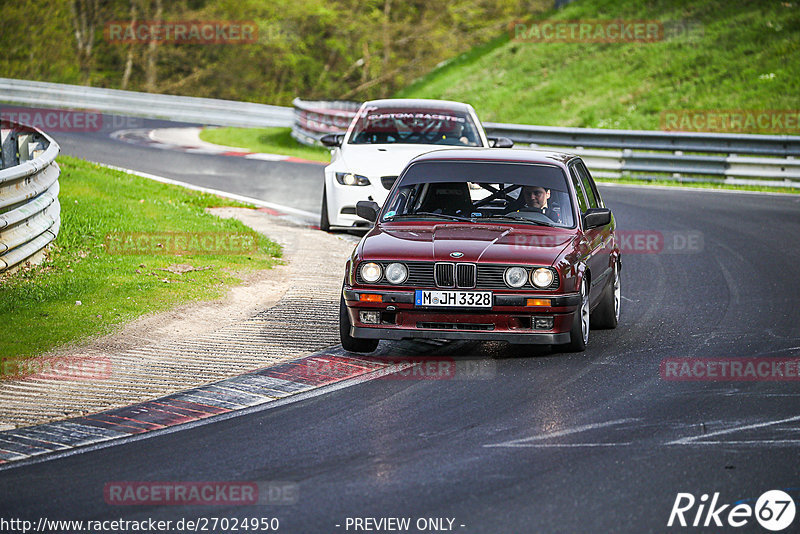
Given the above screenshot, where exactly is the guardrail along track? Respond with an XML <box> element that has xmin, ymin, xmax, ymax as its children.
<box><xmin>0</xmin><ymin>77</ymin><xmax>293</xmax><ymax>128</ymax></box>
<box><xmin>291</xmin><ymin>99</ymin><xmax>361</xmax><ymax>146</ymax></box>
<box><xmin>291</xmin><ymin>99</ymin><xmax>800</xmax><ymax>188</ymax></box>
<box><xmin>0</xmin><ymin>121</ymin><xmax>61</xmax><ymax>273</ymax></box>
<box><xmin>2</xmin><ymin>79</ymin><xmax>797</xmax><ymax>188</ymax></box>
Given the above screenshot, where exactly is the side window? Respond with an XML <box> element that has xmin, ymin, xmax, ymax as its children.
<box><xmin>569</xmin><ymin>163</ymin><xmax>588</xmax><ymax>213</ymax></box>
<box><xmin>575</xmin><ymin>162</ymin><xmax>600</xmax><ymax>208</ymax></box>
<box><xmin>581</xmin><ymin>162</ymin><xmax>606</xmax><ymax>208</ymax></box>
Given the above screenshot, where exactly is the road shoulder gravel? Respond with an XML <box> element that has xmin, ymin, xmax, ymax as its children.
<box><xmin>0</xmin><ymin>208</ymin><xmax>357</xmax><ymax>429</ymax></box>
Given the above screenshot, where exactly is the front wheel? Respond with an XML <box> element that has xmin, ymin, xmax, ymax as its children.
<box><xmin>591</xmin><ymin>261</ymin><xmax>620</xmax><ymax>329</ymax></box>
<box><xmin>563</xmin><ymin>278</ymin><xmax>589</xmax><ymax>352</ymax></box>
<box><xmin>320</xmin><ymin>185</ymin><xmax>331</xmax><ymax>232</ymax></box>
<box><xmin>339</xmin><ymin>293</ymin><xmax>379</xmax><ymax>353</ymax></box>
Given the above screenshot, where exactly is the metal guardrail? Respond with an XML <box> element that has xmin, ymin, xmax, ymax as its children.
<box><xmin>0</xmin><ymin>78</ymin><xmax>294</xmax><ymax>128</ymax></box>
<box><xmin>483</xmin><ymin>122</ymin><xmax>800</xmax><ymax>157</ymax></box>
<box><xmin>1</xmin><ymin>79</ymin><xmax>797</xmax><ymax>188</ymax></box>
<box><xmin>0</xmin><ymin>120</ymin><xmax>61</xmax><ymax>273</ymax></box>
<box><xmin>291</xmin><ymin>99</ymin><xmax>361</xmax><ymax>146</ymax></box>
<box><xmin>291</xmin><ymin>99</ymin><xmax>800</xmax><ymax>188</ymax></box>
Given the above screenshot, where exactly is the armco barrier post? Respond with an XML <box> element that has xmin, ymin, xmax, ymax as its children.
<box><xmin>1</xmin><ymin>129</ymin><xmax>19</xmax><ymax>169</ymax></box>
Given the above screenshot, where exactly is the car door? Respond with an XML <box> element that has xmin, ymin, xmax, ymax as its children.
<box><xmin>575</xmin><ymin>160</ymin><xmax>614</xmax><ymax>307</ymax></box>
<box><xmin>568</xmin><ymin>160</ymin><xmax>607</xmax><ymax>308</ymax></box>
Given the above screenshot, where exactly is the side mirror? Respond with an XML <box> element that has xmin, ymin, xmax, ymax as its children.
<box><xmin>356</xmin><ymin>200</ymin><xmax>381</xmax><ymax>222</ymax></box>
<box><xmin>488</xmin><ymin>137</ymin><xmax>514</xmax><ymax>148</ymax></box>
<box><xmin>320</xmin><ymin>133</ymin><xmax>343</xmax><ymax>148</ymax></box>
<box><xmin>583</xmin><ymin>208</ymin><xmax>612</xmax><ymax>229</ymax></box>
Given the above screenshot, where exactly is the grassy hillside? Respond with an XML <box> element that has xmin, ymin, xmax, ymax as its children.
<box><xmin>0</xmin><ymin>0</ymin><xmax>529</xmax><ymax>106</ymax></box>
<box><xmin>397</xmin><ymin>0</ymin><xmax>800</xmax><ymax>131</ymax></box>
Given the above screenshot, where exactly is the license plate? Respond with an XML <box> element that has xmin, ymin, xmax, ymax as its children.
<box><xmin>415</xmin><ymin>290</ymin><xmax>492</xmax><ymax>308</ymax></box>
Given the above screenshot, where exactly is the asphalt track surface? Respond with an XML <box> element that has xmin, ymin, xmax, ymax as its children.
<box><xmin>54</xmin><ymin>114</ymin><xmax>325</xmax><ymax>214</ymax></box>
<box><xmin>2</xmin><ymin>112</ymin><xmax>800</xmax><ymax>533</ymax></box>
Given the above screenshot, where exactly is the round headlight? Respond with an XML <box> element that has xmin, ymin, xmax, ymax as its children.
<box><xmin>504</xmin><ymin>267</ymin><xmax>528</xmax><ymax>288</ymax></box>
<box><xmin>360</xmin><ymin>262</ymin><xmax>382</xmax><ymax>283</ymax></box>
<box><xmin>531</xmin><ymin>267</ymin><xmax>554</xmax><ymax>288</ymax></box>
<box><xmin>384</xmin><ymin>263</ymin><xmax>408</xmax><ymax>284</ymax></box>
<box><xmin>343</xmin><ymin>173</ymin><xmax>358</xmax><ymax>186</ymax></box>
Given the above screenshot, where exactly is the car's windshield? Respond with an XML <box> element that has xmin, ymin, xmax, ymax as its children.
<box><xmin>381</xmin><ymin>160</ymin><xmax>575</xmax><ymax>228</ymax></box>
<box><xmin>348</xmin><ymin>107</ymin><xmax>482</xmax><ymax>146</ymax></box>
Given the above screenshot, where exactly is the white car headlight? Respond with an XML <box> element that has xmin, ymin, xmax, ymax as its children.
<box><xmin>360</xmin><ymin>262</ymin><xmax>382</xmax><ymax>283</ymax></box>
<box><xmin>531</xmin><ymin>267</ymin><xmax>555</xmax><ymax>288</ymax></box>
<box><xmin>504</xmin><ymin>267</ymin><xmax>528</xmax><ymax>288</ymax></box>
<box><xmin>384</xmin><ymin>263</ymin><xmax>408</xmax><ymax>284</ymax></box>
<box><xmin>336</xmin><ymin>172</ymin><xmax>370</xmax><ymax>186</ymax></box>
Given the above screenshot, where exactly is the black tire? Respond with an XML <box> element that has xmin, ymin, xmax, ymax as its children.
<box><xmin>563</xmin><ymin>278</ymin><xmax>589</xmax><ymax>352</ymax></box>
<box><xmin>591</xmin><ymin>261</ymin><xmax>620</xmax><ymax>329</ymax></box>
<box><xmin>320</xmin><ymin>185</ymin><xmax>331</xmax><ymax>232</ymax></box>
<box><xmin>339</xmin><ymin>293</ymin><xmax>379</xmax><ymax>353</ymax></box>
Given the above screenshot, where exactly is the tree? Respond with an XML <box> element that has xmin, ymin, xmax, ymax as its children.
<box><xmin>70</xmin><ymin>0</ymin><xmax>100</xmax><ymax>84</ymax></box>
<box><xmin>144</xmin><ymin>0</ymin><xmax>163</xmax><ymax>92</ymax></box>
<box><xmin>120</xmin><ymin>0</ymin><xmax>137</xmax><ymax>89</ymax></box>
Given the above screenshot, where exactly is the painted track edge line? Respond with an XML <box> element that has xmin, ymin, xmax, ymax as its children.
<box><xmin>92</xmin><ymin>161</ymin><xmax>320</xmax><ymax>219</ymax></box>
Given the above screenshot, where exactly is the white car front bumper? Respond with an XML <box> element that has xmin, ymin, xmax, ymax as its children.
<box><xmin>324</xmin><ymin>171</ymin><xmax>394</xmax><ymax>227</ymax></box>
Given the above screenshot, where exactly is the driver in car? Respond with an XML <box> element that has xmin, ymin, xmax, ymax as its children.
<box><xmin>443</xmin><ymin>122</ymin><xmax>472</xmax><ymax>145</ymax></box>
<box><xmin>508</xmin><ymin>185</ymin><xmax>561</xmax><ymax>223</ymax></box>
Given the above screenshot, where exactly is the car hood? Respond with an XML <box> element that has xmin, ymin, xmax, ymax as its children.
<box><xmin>340</xmin><ymin>144</ymin><xmax>474</xmax><ymax>177</ymax></box>
<box><xmin>361</xmin><ymin>223</ymin><xmax>576</xmax><ymax>265</ymax></box>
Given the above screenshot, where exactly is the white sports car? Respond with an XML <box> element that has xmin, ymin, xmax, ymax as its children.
<box><xmin>319</xmin><ymin>99</ymin><xmax>511</xmax><ymax>230</ymax></box>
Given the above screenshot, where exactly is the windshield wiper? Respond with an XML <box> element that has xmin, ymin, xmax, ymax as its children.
<box><xmin>484</xmin><ymin>214</ymin><xmax>556</xmax><ymax>227</ymax></box>
<box><xmin>386</xmin><ymin>212</ymin><xmax>473</xmax><ymax>222</ymax></box>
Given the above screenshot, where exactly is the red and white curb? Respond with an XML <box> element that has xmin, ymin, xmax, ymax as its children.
<box><xmin>0</xmin><ymin>353</ymin><xmax>411</xmax><ymax>467</ymax></box>
<box><xmin>111</xmin><ymin>127</ymin><xmax>325</xmax><ymax>166</ymax></box>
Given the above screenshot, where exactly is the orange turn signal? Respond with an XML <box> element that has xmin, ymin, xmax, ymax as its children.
<box><xmin>526</xmin><ymin>298</ymin><xmax>551</xmax><ymax>307</ymax></box>
<box><xmin>359</xmin><ymin>293</ymin><xmax>383</xmax><ymax>302</ymax></box>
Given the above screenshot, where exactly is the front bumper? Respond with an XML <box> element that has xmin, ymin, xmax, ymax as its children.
<box><xmin>326</xmin><ymin>177</ymin><xmax>389</xmax><ymax>227</ymax></box>
<box><xmin>351</xmin><ymin>326</ymin><xmax>570</xmax><ymax>344</ymax></box>
<box><xmin>344</xmin><ymin>288</ymin><xmax>580</xmax><ymax>345</ymax></box>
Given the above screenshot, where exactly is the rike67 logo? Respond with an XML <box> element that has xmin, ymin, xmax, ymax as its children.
<box><xmin>668</xmin><ymin>490</ymin><xmax>796</xmax><ymax>531</ymax></box>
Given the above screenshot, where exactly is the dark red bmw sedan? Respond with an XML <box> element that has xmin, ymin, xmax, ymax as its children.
<box><xmin>339</xmin><ymin>148</ymin><xmax>621</xmax><ymax>353</ymax></box>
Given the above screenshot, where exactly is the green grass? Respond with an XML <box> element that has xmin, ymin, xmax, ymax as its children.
<box><xmin>596</xmin><ymin>177</ymin><xmax>800</xmax><ymax>194</ymax></box>
<box><xmin>199</xmin><ymin>127</ymin><xmax>331</xmax><ymax>163</ymax></box>
<box><xmin>0</xmin><ymin>156</ymin><xmax>282</xmax><ymax>365</ymax></box>
<box><xmin>397</xmin><ymin>0</ymin><xmax>800</xmax><ymax>132</ymax></box>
